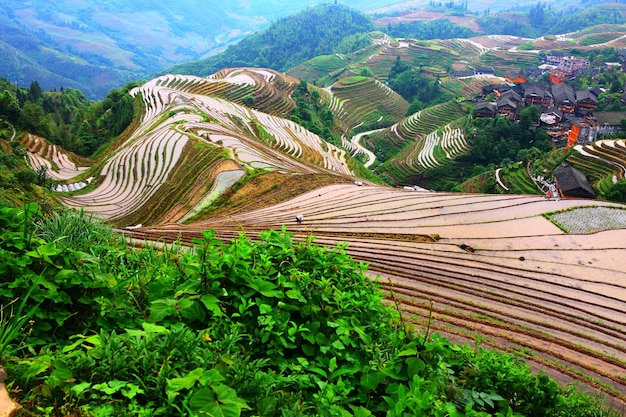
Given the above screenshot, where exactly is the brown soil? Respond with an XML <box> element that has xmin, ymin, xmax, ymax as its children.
<box><xmin>192</xmin><ymin>172</ymin><xmax>353</xmax><ymax>220</ymax></box>
<box><xmin>127</xmin><ymin>184</ymin><xmax>626</xmax><ymax>409</ymax></box>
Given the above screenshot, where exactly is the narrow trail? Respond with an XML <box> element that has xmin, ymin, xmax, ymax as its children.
<box><xmin>351</xmin><ymin>128</ymin><xmax>381</xmax><ymax>168</ymax></box>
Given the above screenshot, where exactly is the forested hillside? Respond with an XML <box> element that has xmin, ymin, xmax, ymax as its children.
<box><xmin>168</xmin><ymin>4</ymin><xmax>374</xmax><ymax>77</ymax></box>
<box><xmin>2</xmin><ymin>1</ymin><xmax>626</xmax><ymax>415</ymax></box>
<box><xmin>477</xmin><ymin>2</ymin><xmax>626</xmax><ymax>37</ymax></box>
<box><xmin>0</xmin><ymin>77</ymin><xmax>136</xmax><ymax>156</ymax></box>
<box><xmin>0</xmin><ymin>0</ymin><xmax>395</xmax><ymax>98</ymax></box>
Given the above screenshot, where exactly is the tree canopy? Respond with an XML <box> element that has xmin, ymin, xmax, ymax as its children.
<box><xmin>168</xmin><ymin>4</ymin><xmax>374</xmax><ymax>76</ymax></box>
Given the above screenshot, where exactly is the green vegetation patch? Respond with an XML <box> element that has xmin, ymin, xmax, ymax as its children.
<box><xmin>545</xmin><ymin>206</ymin><xmax>626</xmax><ymax>234</ymax></box>
<box><xmin>335</xmin><ymin>75</ymin><xmax>369</xmax><ymax>87</ymax></box>
<box><xmin>0</xmin><ymin>203</ymin><xmax>621</xmax><ymax>416</ymax></box>
<box><xmin>579</xmin><ymin>32</ymin><xmax>624</xmax><ymax>46</ymax></box>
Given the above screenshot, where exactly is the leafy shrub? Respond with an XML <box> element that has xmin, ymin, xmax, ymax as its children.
<box><xmin>2</xmin><ymin>206</ymin><xmax>621</xmax><ymax>416</ymax></box>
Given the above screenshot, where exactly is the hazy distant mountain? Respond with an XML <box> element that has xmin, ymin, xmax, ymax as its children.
<box><xmin>168</xmin><ymin>4</ymin><xmax>374</xmax><ymax>77</ymax></box>
<box><xmin>0</xmin><ymin>0</ymin><xmax>400</xmax><ymax>98</ymax></box>
<box><xmin>0</xmin><ymin>0</ymin><xmax>594</xmax><ymax>97</ymax></box>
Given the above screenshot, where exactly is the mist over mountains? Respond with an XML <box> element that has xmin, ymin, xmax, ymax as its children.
<box><xmin>0</xmin><ymin>0</ymin><xmax>400</xmax><ymax>98</ymax></box>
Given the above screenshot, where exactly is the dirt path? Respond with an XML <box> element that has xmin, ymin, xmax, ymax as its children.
<box><xmin>351</xmin><ymin>129</ymin><xmax>381</xmax><ymax>168</ymax></box>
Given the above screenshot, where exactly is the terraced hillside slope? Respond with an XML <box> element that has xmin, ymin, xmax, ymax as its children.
<box><xmin>325</xmin><ymin>75</ymin><xmax>409</xmax><ymax>132</ymax></box>
<box><xmin>33</xmin><ymin>69</ymin><xmax>354</xmax><ymax>225</ymax></box>
<box><xmin>23</xmin><ymin>66</ymin><xmax>626</xmax><ymax>409</ymax></box>
<box><xmin>128</xmin><ymin>184</ymin><xmax>626</xmax><ymax>410</ymax></box>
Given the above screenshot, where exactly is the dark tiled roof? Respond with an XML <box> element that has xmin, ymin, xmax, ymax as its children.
<box><xmin>552</xmin><ymin>83</ymin><xmax>576</xmax><ymax>104</ymax></box>
<box><xmin>523</xmin><ymin>84</ymin><xmax>551</xmax><ymax>98</ymax></box>
<box><xmin>544</xmin><ymin>107</ymin><xmax>563</xmax><ymax>117</ymax></box>
<box><xmin>497</xmin><ymin>98</ymin><xmax>518</xmax><ymax>110</ymax></box>
<box><xmin>475</xmin><ymin>102</ymin><xmax>496</xmax><ymax>114</ymax></box>
<box><xmin>481</xmin><ymin>84</ymin><xmax>511</xmax><ymax>95</ymax></box>
<box><xmin>452</xmin><ymin>71</ymin><xmax>474</xmax><ymax>78</ymax></box>
<box><xmin>575</xmin><ymin>90</ymin><xmax>598</xmax><ymax>104</ymax></box>
<box><xmin>554</xmin><ymin>165</ymin><xmax>595</xmax><ymax>198</ymax></box>
<box><xmin>524</xmin><ymin>67</ymin><xmax>542</xmax><ymax>77</ymax></box>
<box><xmin>500</xmin><ymin>89</ymin><xmax>523</xmax><ymax>103</ymax></box>
<box><xmin>589</xmin><ymin>87</ymin><xmax>603</xmax><ymax>98</ymax></box>
<box><xmin>595</xmin><ymin>111</ymin><xmax>626</xmax><ymax>126</ymax></box>
<box><xmin>474</xmin><ymin>66</ymin><xmax>495</xmax><ymax>74</ymax></box>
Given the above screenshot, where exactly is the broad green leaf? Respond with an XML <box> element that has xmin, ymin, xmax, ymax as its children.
<box><xmin>406</xmin><ymin>357</ymin><xmax>426</xmax><ymax>379</ymax></box>
<box><xmin>329</xmin><ymin>357</ymin><xmax>338</xmax><ymax>373</ymax></box>
<box><xmin>332</xmin><ymin>340</ymin><xmax>345</xmax><ymax>350</ymax></box>
<box><xmin>61</xmin><ymin>338</ymin><xmax>85</xmax><ymax>353</ymax></box>
<box><xmin>167</xmin><ymin>368</ymin><xmax>204</xmax><ymax>402</ymax></box>
<box><xmin>93</xmin><ymin>380</ymin><xmax>127</xmax><ymax>395</ymax></box>
<box><xmin>257</xmin><ymin>398</ymin><xmax>278</xmax><ymax>416</ymax></box>
<box><xmin>199</xmin><ymin>369</ymin><xmax>225</xmax><ymax>386</ymax></box>
<box><xmin>201</xmin><ymin>294</ymin><xmax>223</xmax><ymax>317</ymax></box>
<box><xmin>257</xmin><ymin>302</ymin><xmax>272</xmax><ymax>315</ymax></box>
<box><xmin>302</xmin><ymin>343</ymin><xmax>315</xmax><ymax>356</ymax></box>
<box><xmin>70</xmin><ymin>381</ymin><xmax>91</xmax><ymax>397</ymax></box>
<box><xmin>121</xmin><ymin>383</ymin><xmax>144</xmax><ymax>399</ymax></box>
<box><xmin>181</xmin><ymin>301</ymin><xmax>207</xmax><ymax>322</ymax></box>
<box><xmin>85</xmin><ymin>334</ymin><xmax>102</xmax><ymax>346</ymax></box>
<box><xmin>360</xmin><ymin>371</ymin><xmax>386</xmax><ymax>391</ymax></box>
<box><xmin>141</xmin><ymin>322</ymin><xmax>170</xmax><ymax>334</ymax></box>
<box><xmin>49</xmin><ymin>362</ymin><xmax>72</xmax><ymax>385</ymax></box>
<box><xmin>167</xmin><ymin>376</ymin><xmax>195</xmax><ymax>394</ymax></box>
<box><xmin>309</xmin><ymin>367</ymin><xmax>328</xmax><ymax>378</ymax></box>
<box><xmin>189</xmin><ymin>388</ymin><xmax>219</xmax><ymax>415</ymax></box>
<box><xmin>285</xmin><ymin>289</ymin><xmax>306</xmax><ymax>302</ymax></box>
<box><xmin>349</xmin><ymin>406</ymin><xmax>373</xmax><ymax>417</ymax></box>
<box><xmin>382</xmin><ymin>364</ymin><xmax>405</xmax><ymax>381</ymax></box>
<box><xmin>149</xmin><ymin>299</ymin><xmax>176</xmax><ymax>321</ymax></box>
<box><xmin>398</xmin><ymin>347</ymin><xmax>418</xmax><ymax>357</ymax></box>
<box><xmin>331</xmin><ymin>364</ymin><xmax>359</xmax><ymax>380</ymax></box>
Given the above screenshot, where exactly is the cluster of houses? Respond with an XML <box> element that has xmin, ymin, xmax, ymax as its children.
<box><xmin>466</xmin><ymin>49</ymin><xmax>626</xmax><ymax>149</ymax></box>
<box><xmin>458</xmin><ymin>51</ymin><xmax>626</xmax><ymax>199</ymax></box>
<box><xmin>474</xmin><ymin>81</ymin><xmax>602</xmax><ymax>147</ymax></box>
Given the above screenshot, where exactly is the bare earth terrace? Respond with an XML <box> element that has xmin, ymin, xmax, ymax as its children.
<box><xmin>130</xmin><ymin>184</ymin><xmax>626</xmax><ymax>409</ymax></box>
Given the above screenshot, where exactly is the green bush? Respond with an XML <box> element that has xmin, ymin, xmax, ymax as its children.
<box><xmin>1</xmin><ymin>204</ymin><xmax>620</xmax><ymax>416</ymax></box>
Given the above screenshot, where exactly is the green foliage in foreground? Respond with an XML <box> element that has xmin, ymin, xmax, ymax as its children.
<box><xmin>0</xmin><ymin>204</ymin><xmax>619</xmax><ymax>416</ymax></box>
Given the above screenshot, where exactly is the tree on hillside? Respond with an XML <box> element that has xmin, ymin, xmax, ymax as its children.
<box><xmin>385</xmin><ymin>18</ymin><xmax>474</xmax><ymax>40</ymax></box>
<box><xmin>28</xmin><ymin>81</ymin><xmax>43</xmax><ymax>103</ymax></box>
<box><xmin>464</xmin><ymin>115</ymin><xmax>551</xmax><ymax>166</ymax></box>
<box><xmin>21</xmin><ymin>101</ymin><xmax>51</xmax><ymax>138</ymax></box>
<box><xmin>387</xmin><ymin>59</ymin><xmax>444</xmax><ymax>106</ymax></box>
<box><xmin>0</xmin><ymin>90</ymin><xmax>21</xmax><ymax>120</ymax></box>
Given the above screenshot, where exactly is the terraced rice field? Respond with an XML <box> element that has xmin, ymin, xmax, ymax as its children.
<box><xmin>574</xmin><ymin>140</ymin><xmax>626</xmax><ymax>180</ymax></box>
<box><xmin>128</xmin><ymin>184</ymin><xmax>626</xmax><ymax>410</ymax></box>
<box><xmin>50</xmin><ymin>72</ymin><xmax>352</xmax><ymax>222</ymax></box>
<box><xmin>568</xmin><ymin>139</ymin><xmax>626</xmax><ymax>197</ymax></box>
<box><xmin>329</xmin><ymin>76</ymin><xmax>409</xmax><ymax>131</ymax></box>
<box><xmin>474</xmin><ymin>50</ymin><xmax>542</xmax><ymax>75</ymax></box>
<box><xmin>365</xmin><ymin>100</ymin><xmax>469</xmax><ymax>183</ymax></box>
<box><xmin>22</xmin><ymin>134</ymin><xmax>89</xmax><ymax>181</ymax></box>
<box><xmin>153</xmin><ymin>69</ymin><xmax>300</xmax><ymax>118</ymax></box>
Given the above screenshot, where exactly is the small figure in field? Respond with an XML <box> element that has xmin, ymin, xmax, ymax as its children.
<box><xmin>295</xmin><ymin>215</ymin><xmax>303</xmax><ymax>224</ymax></box>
